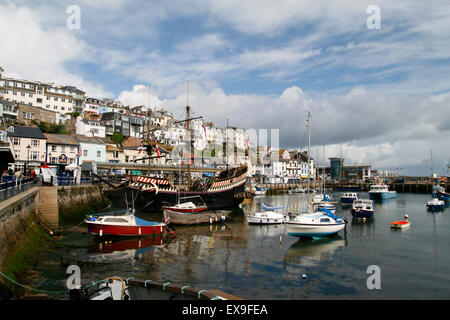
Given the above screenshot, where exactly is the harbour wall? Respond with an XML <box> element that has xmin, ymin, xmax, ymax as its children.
<box><xmin>0</xmin><ymin>184</ymin><xmax>108</xmax><ymax>299</ymax></box>
<box><xmin>260</xmin><ymin>181</ymin><xmax>449</xmax><ymax>194</ymax></box>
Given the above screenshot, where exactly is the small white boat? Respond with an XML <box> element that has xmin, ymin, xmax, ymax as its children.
<box><xmin>351</xmin><ymin>199</ymin><xmax>375</xmax><ymax>219</ymax></box>
<box><xmin>390</xmin><ymin>220</ymin><xmax>410</xmax><ymax>229</ymax></box>
<box><xmin>246</xmin><ymin>211</ymin><xmax>287</xmax><ymax>224</ymax></box>
<box><xmin>285</xmin><ymin>211</ymin><xmax>346</xmax><ymax>238</ymax></box>
<box><xmin>427</xmin><ymin>198</ymin><xmax>445</xmax><ymax>211</ymax></box>
<box><xmin>247</xmin><ymin>203</ymin><xmax>287</xmax><ymax>224</ymax></box>
<box><xmin>340</xmin><ymin>192</ymin><xmax>359</xmax><ymax>204</ymax></box>
<box><xmin>369</xmin><ymin>184</ymin><xmax>397</xmax><ymax>200</ymax></box>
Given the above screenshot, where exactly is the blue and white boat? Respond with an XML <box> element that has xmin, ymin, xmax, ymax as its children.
<box><xmin>432</xmin><ymin>185</ymin><xmax>450</xmax><ymax>203</ymax></box>
<box><xmin>340</xmin><ymin>192</ymin><xmax>359</xmax><ymax>204</ymax></box>
<box><xmin>351</xmin><ymin>199</ymin><xmax>375</xmax><ymax>219</ymax></box>
<box><xmin>427</xmin><ymin>198</ymin><xmax>445</xmax><ymax>211</ymax></box>
<box><xmin>285</xmin><ymin>209</ymin><xmax>346</xmax><ymax>238</ymax></box>
<box><xmin>369</xmin><ymin>184</ymin><xmax>397</xmax><ymax>200</ymax></box>
<box><xmin>317</xmin><ymin>202</ymin><xmax>336</xmax><ymax>214</ymax></box>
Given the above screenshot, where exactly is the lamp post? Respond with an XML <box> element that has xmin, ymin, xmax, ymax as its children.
<box><xmin>26</xmin><ymin>144</ymin><xmax>31</xmax><ymax>177</ymax></box>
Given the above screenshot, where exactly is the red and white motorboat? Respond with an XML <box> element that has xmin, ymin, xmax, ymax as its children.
<box><xmin>162</xmin><ymin>201</ymin><xmax>208</xmax><ymax>213</ymax></box>
<box><xmin>85</xmin><ymin>209</ymin><xmax>167</xmax><ymax>237</ymax></box>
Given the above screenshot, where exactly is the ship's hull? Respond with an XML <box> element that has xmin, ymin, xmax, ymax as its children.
<box><xmin>104</xmin><ymin>181</ymin><xmax>246</xmax><ymax>212</ymax></box>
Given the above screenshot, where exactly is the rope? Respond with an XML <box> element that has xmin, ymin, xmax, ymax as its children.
<box><xmin>0</xmin><ymin>270</ymin><xmax>69</xmax><ymax>295</ymax></box>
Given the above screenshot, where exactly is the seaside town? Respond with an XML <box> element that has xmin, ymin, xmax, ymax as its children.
<box><xmin>0</xmin><ymin>65</ymin><xmax>388</xmax><ymax>187</ymax></box>
<box><xmin>1</xmin><ymin>2</ymin><xmax>450</xmax><ymax>308</ymax></box>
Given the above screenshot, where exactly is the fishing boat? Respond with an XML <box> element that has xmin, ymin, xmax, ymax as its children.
<box><xmin>162</xmin><ymin>196</ymin><xmax>208</xmax><ymax>213</ymax></box>
<box><xmin>163</xmin><ymin>209</ymin><xmax>231</xmax><ymax>225</ymax></box>
<box><xmin>85</xmin><ymin>209</ymin><xmax>167</xmax><ymax>237</ymax></box>
<box><xmin>432</xmin><ymin>185</ymin><xmax>450</xmax><ymax>202</ymax></box>
<box><xmin>246</xmin><ymin>203</ymin><xmax>287</xmax><ymax>224</ymax></box>
<box><xmin>340</xmin><ymin>192</ymin><xmax>359</xmax><ymax>204</ymax></box>
<box><xmin>368</xmin><ymin>184</ymin><xmax>397</xmax><ymax>200</ymax></box>
<box><xmin>351</xmin><ymin>199</ymin><xmax>375</xmax><ymax>219</ymax></box>
<box><xmin>427</xmin><ymin>198</ymin><xmax>445</xmax><ymax>211</ymax></box>
<box><xmin>69</xmin><ymin>277</ymin><xmax>243</xmax><ymax>300</ymax></box>
<box><xmin>284</xmin><ymin>112</ymin><xmax>346</xmax><ymax>238</ymax></box>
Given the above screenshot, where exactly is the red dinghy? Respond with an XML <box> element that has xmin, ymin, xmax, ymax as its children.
<box><xmin>162</xmin><ymin>201</ymin><xmax>208</xmax><ymax>213</ymax></box>
<box><xmin>85</xmin><ymin>209</ymin><xmax>167</xmax><ymax>237</ymax></box>
<box><xmin>391</xmin><ymin>215</ymin><xmax>411</xmax><ymax>229</ymax></box>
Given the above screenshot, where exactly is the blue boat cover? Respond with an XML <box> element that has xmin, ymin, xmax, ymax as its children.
<box><xmin>134</xmin><ymin>217</ymin><xmax>161</xmax><ymax>226</ymax></box>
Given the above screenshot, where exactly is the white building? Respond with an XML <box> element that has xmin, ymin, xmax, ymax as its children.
<box><xmin>76</xmin><ymin>116</ymin><xmax>106</xmax><ymax>138</ymax></box>
<box><xmin>7</xmin><ymin>125</ymin><xmax>47</xmax><ymax>172</ymax></box>
<box><xmin>0</xmin><ymin>71</ymin><xmax>85</xmax><ymax>116</ymax></box>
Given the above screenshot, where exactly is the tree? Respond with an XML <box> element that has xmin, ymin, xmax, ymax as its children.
<box><xmin>111</xmin><ymin>132</ymin><xmax>124</xmax><ymax>144</ymax></box>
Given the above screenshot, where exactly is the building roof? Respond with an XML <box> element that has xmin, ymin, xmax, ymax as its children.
<box><xmin>7</xmin><ymin>126</ymin><xmax>46</xmax><ymax>139</ymax></box>
<box><xmin>44</xmin><ymin>133</ymin><xmax>79</xmax><ymax>146</ymax></box>
<box><xmin>75</xmin><ymin>135</ymin><xmax>105</xmax><ymax>145</ymax></box>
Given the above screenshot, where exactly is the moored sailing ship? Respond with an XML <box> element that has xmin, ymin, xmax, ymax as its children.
<box><xmin>103</xmin><ymin>83</ymin><xmax>249</xmax><ymax>212</ymax></box>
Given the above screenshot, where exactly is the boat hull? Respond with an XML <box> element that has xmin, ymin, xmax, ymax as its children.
<box><xmin>246</xmin><ymin>214</ymin><xmax>285</xmax><ymax>224</ymax></box>
<box><xmin>341</xmin><ymin>197</ymin><xmax>357</xmax><ymax>204</ymax></box>
<box><xmin>285</xmin><ymin>222</ymin><xmax>345</xmax><ymax>238</ymax></box>
<box><xmin>163</xmin><ymin>209</ymin><xmax>231</xmax><ymax>225</ymax></box>
<box><xmin>369</xmin><ymin>191</ymin><xmax>397</xmax><ymax>200</ymax></box>
<box><xmin>86</xmin><ymin>223</ymin><xmax>166</xmax><ymax>237</ymax></box>
<box><xmin>161</xmin><ymin>206</ymin><xmax>207</xmax><ymax>213</ymax></box>
<box><xmin>427</xmin><ymin>204</ymin><xmax>445</xmax><ymax>211</ymax></box>
<box><xmin>105</xmin><ymin>181</ymin><xmax>246</xmax><ymax>212</ymax></box>
<box><xmin>390</xmin><ymin>221</ymin><xmax>410</xmax><ymax>229</ymax></box>
<box><xmin>351</xmin><ymin>209</ymin><xmax>375</xmax><ymax>219</ymax></box>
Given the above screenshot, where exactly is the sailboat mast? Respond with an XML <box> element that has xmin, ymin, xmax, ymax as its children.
<box><xmin>147</xmin><ymin>85</ymin><xmax>152</xmax><ymax>176</ymax></box>
<box><xmin>307</xmin><ymin>111</ymin><xmax>311</xmax><ymax>211</ymax></box>
<box><xmin>186</xmin><ymin>81</ymin><xmax>191</xmax><ymax>190</ymax></box>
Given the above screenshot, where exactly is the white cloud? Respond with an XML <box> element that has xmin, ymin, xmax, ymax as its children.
<box><xmin>0</xmin><ymin>2</ymin><xmax>112</xmax><ymax>98</ymax></box>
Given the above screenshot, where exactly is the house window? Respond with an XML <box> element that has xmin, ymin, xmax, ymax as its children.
<box><xmin>51</xmin><ymin>145</ymin><xmax>57</xmax><ymax>152</ymax></box>
<box><xmin>50</xmin><ymin>157</ymin><xmax>57</xmax><ymax>163</ymax></box>
<box><xmin>36</xmin><ymin>97</ymin><xmax>42</xmax><ymax>102</ymax></box>
<box><xmin>31</xmin><ymin>139</ymin><xmax>40</xmax><ymax>147</ymax></box>
<box><xmin>97</xmin><ymin>150</ymin><xmax>101</xmax><ymax>158</ymax></box>
<box><xmin>83</xmin><ymin>150</ymin><xmax>88</xmax><ymax>157</ymax></box>
<box><xmin>70</xmin><ymin>146</ymin><xmax>75</xmax><ymax>153</ymax></box>
<box><xmin>40</xmin><ymin>114</ymin><xmax>44</xmax><ymax>121</ymax></box>
<box><xmin>13</xmin><ymin>138</ymin><xmax>20</xmax><ymax>146</ymax></box>
<box><xmin>54</xmin><ymin>97</ymin><xmax>58</xmax><ymax>101</ymax></box>
<box><xmin>30</xmin><ymin>151</ymin><xmax>39</xmax><ymax>160</ymax></box>
<box><xmin>14</xmin><ymin>151</ymin><xmax>20</xmax><ymax>159</ymax></box>
<box><xmin>61</xmin><ymin>146</ymin><xmax>65</xmax><ymax>152</ymax></box>
<box><xmin>49</xmin><ymin>116</ymin><xmax>53</xmax><ymax>123</ymax></box>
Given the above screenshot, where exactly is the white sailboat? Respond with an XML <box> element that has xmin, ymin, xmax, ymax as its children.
<box><xmin>285</xmin><ymin>112</ymin><xmax>346</xmax><ymax>238</ymax></box>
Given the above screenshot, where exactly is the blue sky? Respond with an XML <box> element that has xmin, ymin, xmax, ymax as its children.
<box><xmin>1</xmin><ymin>0</ymin><xmax>450</xmax><ymax>175</ymax></box>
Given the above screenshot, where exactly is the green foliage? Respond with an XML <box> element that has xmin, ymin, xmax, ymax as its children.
<box><xmin>32</xmin><ymin>120</ymin><xmax>67</xmax><ymax>134</ymax></box>
<box><xmin>111</xmin><ymin>132</ymin><xmax>124</xmax><ymax>144</ymax></box>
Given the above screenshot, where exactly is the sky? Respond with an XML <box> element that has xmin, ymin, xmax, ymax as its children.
<box><xmin>0</xmin><ymin>0</ymin><xmax>449</xmax><ymax>176</ymax></box>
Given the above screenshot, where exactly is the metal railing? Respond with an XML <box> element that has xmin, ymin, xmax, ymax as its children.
<box><xmin>0</xmin><ymin>178</ymin><xmax>36</xmax><ymax>202</ymax></box>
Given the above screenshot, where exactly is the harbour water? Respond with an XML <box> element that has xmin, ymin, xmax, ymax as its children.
<box><xmin>22</xmin><ymin>192</ymin><xmax>450</xmax><ymax>300</ymax></box>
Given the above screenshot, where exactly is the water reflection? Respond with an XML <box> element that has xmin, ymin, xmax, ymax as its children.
<box><xmin>284</xmin><ymin>236</ymin><xmax>346</xmax><ymax>268</ymax></box>
<box><xmin>63</xmin><ymin>236</ymin><xmax>166</xmax><ymax>264</ymax></box>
